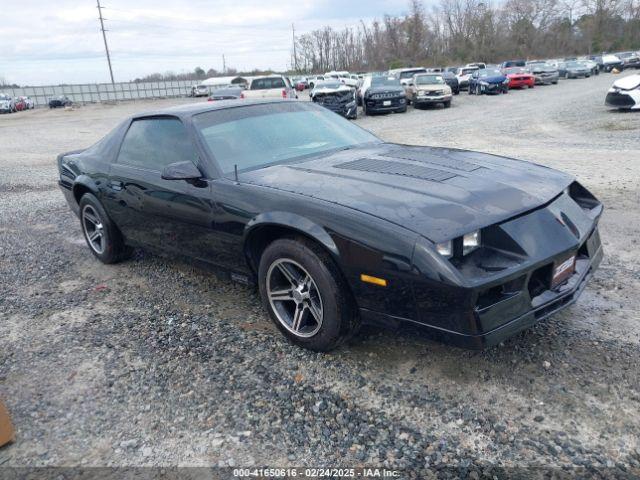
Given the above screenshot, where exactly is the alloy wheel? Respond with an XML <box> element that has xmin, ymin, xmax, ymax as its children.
<box><xmin>82</xmin><ymin>205</ymin><xmax>105</xmax><ymax>254</ymax></box>
<box><xmin>266</xmin><ymin>258</ymin><xmax>324</xmax><ymax>338</ymax></box>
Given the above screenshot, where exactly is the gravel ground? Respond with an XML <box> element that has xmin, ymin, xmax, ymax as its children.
<box><xmin>1</xmin><ymin>72</ymin><xmax>639</xmax><ymax>477</ymax></box>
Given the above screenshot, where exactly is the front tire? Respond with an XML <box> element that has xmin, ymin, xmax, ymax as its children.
<box><xmin>258</xmin><ymin>238</ymin><xmax>358</xmax><ymax>352</ymax></box>
<box><xmin>78</xmin><ymin>193</ymin><xmax>132</xmax><ymax>264</ymax></box>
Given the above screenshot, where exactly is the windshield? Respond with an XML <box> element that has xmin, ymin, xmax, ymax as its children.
<box><xmin>479</xmin><ymin>69</ymin><xmax>502</xmax><ymax>77</ymax></box>
<box><xmin>399</xmin><ymin>69</ymin><xmax>426</xmax><ymax>79</ymax></box>
<box><xmin>193</xmin><ymin>103</ymin><xmax>380</xmax><ymax>174</ymax></box>
<box><xmin>371</xmin><ymin>76</ymin><xmax>400</xmax><ymax>87</ymax></box>
<box><xmin>566</xmin><ymin>61</ymin><xmax>581</xmax><ymax>68</ymax></box>
<box><xmin>504</xmin><ymin>67</ymin><xmax>527</xmax><ymax>74</ymax></box>
<box><xmin>415</xmin><ymin>75</ymin><xmax>444</xmax><ymax>85</ymax></box>
<box><xmin>461</xmin><ymin>68</ymin><xmax>477</xmax><ymax>75</ymax></box>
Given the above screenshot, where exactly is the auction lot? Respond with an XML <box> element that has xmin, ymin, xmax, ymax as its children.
<box><xmin>1</xmin><ymin>73</ymin><xmax>639</xmax><ymax>475</ymax></box>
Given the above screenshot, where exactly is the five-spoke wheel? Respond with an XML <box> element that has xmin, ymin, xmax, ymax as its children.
<box><xmin>81</xmin><ymin>204</ymin><xmax>105</xmax><ymax>255</ymax></box>
<box><xmin>266</xmin><ymin>259</ymin><xmax>323</xmax><ymax>338</ymax></box>
<box><xmin>259</xmin><ymin>238</ymin><xmax>359</xmax><ymax>351</ymax></box>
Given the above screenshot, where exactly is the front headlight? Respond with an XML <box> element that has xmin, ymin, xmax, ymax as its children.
<box><xmin>502</xmin><ymin>78</ymin><xmax>509</xmax><ymax>85</ymax></box>
<box><xmin>436</xmin><ymin>229</ymin><xmax>482</xmax><ymax>259</ymax></box>
<box><xmin>462</xmin><ymin>230</ymin><xmax>481</xmax><ymax>255</ymax></box>
<box><xmin>436</xmin><ymin>240</ymin><xmax>453</xmax><ymax>258</ymax></box>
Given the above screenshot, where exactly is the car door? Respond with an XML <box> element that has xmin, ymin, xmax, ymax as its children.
<box><xmin>103</xmin><ymin>116</ymin><xmax>215</xmax><ymax>258</ymax></box>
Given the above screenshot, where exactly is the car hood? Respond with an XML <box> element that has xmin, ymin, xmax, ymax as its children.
<box><xmin>366</xmin><ymin>86</ymin><xmax>404</xmax><ymax>95</ymax></box>
<box><xmin>612</xmin><ymin>74</ymin><xmax>640</xmax><ymax>90</ymax></box>
<box><xmin>479</xmin><ymin>75</ymin><xmax>506</xmax><ymax>84</ymax></box>
<box><xmin>416</xmin><ymin>83</ymin><xmax>447</xmax><ymax>90</ymax></box>
<box><xmin>312</xmin><ymin>85</ymin><xmax>353</xmax><ymax>95</ymax></box>
<box><xmin>240</xmin><ymin>143</ymin><xmax>573</xmax><ymax>243</ymax></box>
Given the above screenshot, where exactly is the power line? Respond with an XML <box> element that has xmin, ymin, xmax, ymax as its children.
<box><xmin>96</xmin><ymin>0</ymin><xmax>115</xmax><ymax>84</ymax></box>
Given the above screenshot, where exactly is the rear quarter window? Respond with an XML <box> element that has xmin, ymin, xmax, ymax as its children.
<box><xmin>116</xmin><ymin>118</ymin><xmax>198</xmax><ymax>171</ymax></box>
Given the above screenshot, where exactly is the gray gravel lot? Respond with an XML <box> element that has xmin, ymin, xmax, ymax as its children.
<box><xmin>1</xmin><ymin>72</ymin><xmax>639</xmax><ymax>477</ymax></box>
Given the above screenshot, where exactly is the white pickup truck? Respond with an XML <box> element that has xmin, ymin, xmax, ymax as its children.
<box><xmin>241</xmin><ymin>75</ymin><xmax>297</xmax><ymax>99</ymax></box>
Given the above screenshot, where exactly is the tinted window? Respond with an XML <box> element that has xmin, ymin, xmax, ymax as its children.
<box><xmin>251</xmin><ymin>77</ymin><xmax>286</xmax><ymax>90</ymax></box>
<box><xmin>117</xmin><ymin>118</ymin><xmax>198</xmax><ymax>170</ymax></box>
<box><xmin>371</xmin><ymin>76</ymin><xmax>400</xmax><ymax>86</ymax></box>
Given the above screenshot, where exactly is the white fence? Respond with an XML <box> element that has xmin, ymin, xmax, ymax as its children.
<box><xmin>2</xmin><ymin>80</ymin><xmax>197</xmax><ymax>108</ymax></box>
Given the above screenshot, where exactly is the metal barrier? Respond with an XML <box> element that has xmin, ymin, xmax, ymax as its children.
<box><xmin>1</xmin><ymin>80</ymin><xmax>197</xmax><ymax>108</ymax></box>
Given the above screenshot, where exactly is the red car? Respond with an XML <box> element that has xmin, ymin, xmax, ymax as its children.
<box><xmin>503</xmin><ymin>67</ymin><xmax>535</xmax><ymax>89</ymax></box>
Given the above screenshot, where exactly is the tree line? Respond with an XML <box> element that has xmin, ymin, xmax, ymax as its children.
<box><xmin>293</xmin><ymin>0</ymin><xmax>640</xmax><ymax>73</ymax></box>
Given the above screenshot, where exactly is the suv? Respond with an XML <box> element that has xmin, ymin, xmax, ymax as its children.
<box><xmin>241</xmin><ymin>76</ymin><xmax>297</xmax><ymax>99</ymax></box>
<box><xmin>408</xmin><ymin>73</ymin><xmax>452</xmax><ymax>108</ymax></box>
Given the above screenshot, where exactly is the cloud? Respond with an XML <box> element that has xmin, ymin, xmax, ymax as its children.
<box><xmin>0</xmin><ymin>0</ymin><xmax>417</xmax><ymax>85</ymax></box>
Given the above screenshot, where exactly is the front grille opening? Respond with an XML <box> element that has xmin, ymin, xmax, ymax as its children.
<box><xmin>528</xmin><ymin>263</ymin><xmax>553</xmax><ymax>299</ymax></box>
<box><xmin>476</xmin><ymin>275</ymin><xmax>526</xmax><ymax>310</ymax></box>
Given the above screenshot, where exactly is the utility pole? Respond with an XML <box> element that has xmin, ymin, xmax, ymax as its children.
<box><xmin>96</xmin><ymin>0</ymin><xmax>115</xmax><ymax>84</ymax></box>
<box><xmin>292</xmin><ymin>23</ymin><xmax>298</xmax><ymax>73</ymax></box>
<box><xmin>222</xmin><ymin>54</ymin><xmax>226</xmax><ymax>74</ymax></box>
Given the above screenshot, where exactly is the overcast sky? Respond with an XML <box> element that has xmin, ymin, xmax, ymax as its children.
<box><xmin>1</xmin><ymin>0</ymin><xmax>416</xmax><ymax>86</ymax></box>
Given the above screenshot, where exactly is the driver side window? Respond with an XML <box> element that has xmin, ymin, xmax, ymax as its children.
<box><xmin>117</xmin><ymin>117</ymin><xmax>198</xmax><ymax>171</ymax></box>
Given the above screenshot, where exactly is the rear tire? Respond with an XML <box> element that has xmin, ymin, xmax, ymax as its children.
<box><xmin>258</xmin><ymin>238</ymin><xmax>359</xmax><ymax>352</ymax></box>
<box><xmin>78</xmin><ymin>193</ymin><xmax>132</xmax><ymax>264</ymax></box>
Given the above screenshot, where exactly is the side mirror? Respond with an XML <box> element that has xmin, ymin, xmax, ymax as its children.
<box><xmin>162</xmin><ymin>161</ymin><xmax>202</xmax><ymax>181</ymax></box>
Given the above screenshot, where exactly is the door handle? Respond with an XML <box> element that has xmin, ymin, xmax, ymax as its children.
<box><xmin>109</xmin><ymin>180</ymin><xmax>123</xmax><ymax>191</ymax></box>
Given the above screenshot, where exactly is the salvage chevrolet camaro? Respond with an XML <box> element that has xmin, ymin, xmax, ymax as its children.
<box><xmin>57</xmin><ymin>100</ymin><xmax>603</xmax><ymax>351</ymax></box>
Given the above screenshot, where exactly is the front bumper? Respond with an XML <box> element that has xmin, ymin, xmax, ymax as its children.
<box><xmin>605</xmin><ymin>91</ymin><xmax>638</xmax><ymax>109</ymax></box>
<box><xmin>533</xmin><ymin>73</ymin><xmax>558</xmax><ymax>84</ymax></box>
<box><xmin>318</xmin><ymin>100</ymin><xmax>357</xmax><ymax>119</ymax></box>
<box><xmin>365</xmin><ymin>97</ymin><xmax>406</xmax><ymax>112</ymax></box>
<box><xmin>479</xmin><ymin>83</ymin><xmax>507</xmax><ymax>94</ymax></box>
<box><xmin>414</xmin><ymin>94</ymin><xmax>452</xmax><ymax>104</ymax></box>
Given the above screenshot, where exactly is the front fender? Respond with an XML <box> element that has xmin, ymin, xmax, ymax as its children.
<box><xmin>244</xmin><ymin>211</ymin><xmax>339</xmax><ymax>257</ymax></box>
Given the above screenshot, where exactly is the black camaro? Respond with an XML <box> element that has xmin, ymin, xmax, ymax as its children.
<box><xmin>57</xmin><ymin>100</ymin><xmax>603</xmax><ymax>351</ymax></box>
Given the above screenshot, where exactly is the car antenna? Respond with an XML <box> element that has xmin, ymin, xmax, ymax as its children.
<box><xmin>234</xmin><ymin>164</ymin><xmax>239</xmax><ymax>183</ymax></box>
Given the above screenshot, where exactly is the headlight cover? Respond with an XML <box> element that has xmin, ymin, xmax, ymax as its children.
<box><xmin>436</xmin><ymin>240</ymin><xmax>453</xmax><ymax>258</ymax></box>
<box><xmin>463</xmin><ymin>230</ymin><xmax>481</xmax><ymax>255</ymax></box>
<box><xmin>436</xmin><ymin>229</ymin><xmax>482</xmax><ymax>259</ymax></box>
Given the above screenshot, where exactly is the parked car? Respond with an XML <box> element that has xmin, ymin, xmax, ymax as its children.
<box><xmin>547</xmin><ymin>60</ymin><xmax>568</xmax><ymax>77</ymax></box>
<box><xmin>324</xmin><ymin>71</ymin><xmax>358</xmax><ymax>88</ymax></box>
<box><xmin>605</xmin><ymin>73</ymin><xmax>640</xmax><ymax>110</ymax></box>
<box><xmin>293</xmin><ymin>77</ymin><xmax>309</xmax><ymax>91</ymax></box>
<box><xmin>502</xmin><ymin>67</ymin><xmax>535</xmax><ymax>89</ymax></box>
<box><xmin>14</xmin><ymin>96</ymin><xmax>34</xmax><ymax>111</ymax></box>
<box><xmin>577</xmin><ymin>58</ymin><xmax>600</xmax><ymax>75</ymax></box>
<box><xmin>310</xmin><ymin>80</ymin><xmax>357</xmax><ymax>119</ymax></box>
<box><xmin>0</xmin><ymin>93</ymin><xmax>14</xmax><ymax>113</ymax></box>
<box><xmin>456</xmin><ymin>66</ymin><xmax>479</xmax><ymax>90</ymax></box>
<box><xmin>468</xmin><ymin>68</ymin><xmax>509</xmax><ymax>95</ymax></box>
<box><xmin>409</xmin><ymin>73</ymin><xmax>452</xmax><ymax>108</ymax></box>
<box><xmin>601</xmin><ymin>54</ymin><xmax>624</xmax><ymax>72</ymax></box>
<box><xmin>441</xmin><ymin>71</ymin><xmax>460</xmax><ymax>94</ymax></box>
<box><xmin>241</xmin><ymin>75</ymin><xmax>297</xmax><ymax>100</ymax></box>
<box><xmin>466</xmin><ymin>62</ymin><xmax>486</xmax><ymax>69</ymax></box>
<box><xmin>48</xmin><ymin>96</ymin><xmax>72</xmax><ymax>108</ymax></box>
<box><xmin>525</xmin><ymin>61</ymin><xmax>559</xmax><ymax>85</ymax></box>
<box><xmin>563</xmin><ymin>61</ymin><xmax>591</xmax><ymax>79</ymax></box>
<box><xmin>56</xmin><ymin>100</ymin><xmax>603</xmax><ymax>351</ymax></box>
<box><xmin>501</xmin><ymin>60</ymin><xmax>526</xmax><ymax>68</ymax></box>
<box><xmin>308</xmin><ymin>76</ymin><xmax>325</xmax><ymax>89</ymax></box>
<box><xmin>616</xmin><ymin>51</ymin><xmax>640</xmax><ymax>69</ymax></box>
<box><xmin>360</xmin><ymin>75</ymin><xmax>407</xmax><ymax>115</ymax></box>
<box><xmin>388</xmin><ymin>67</ymin><xmax>426</xmax><ymax>83</ymax></box>
<box><xmin>190</xmin><ymin>85</ymin><xmax>209</xmax><ymax>97</ymax></box>
<box><xmin>207</xmin><ymin>87</ymin><xmax>243</xmax><ymax>101</ymax></box>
